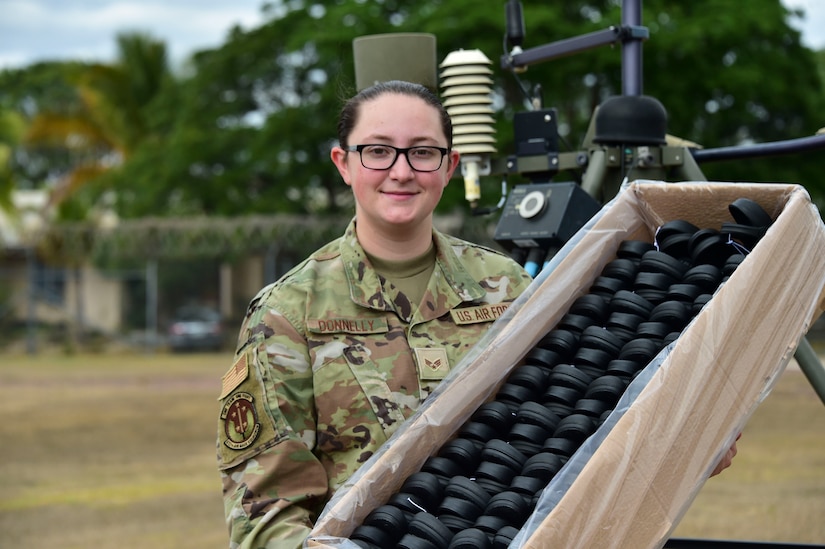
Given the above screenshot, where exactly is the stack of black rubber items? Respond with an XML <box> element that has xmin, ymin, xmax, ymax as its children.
<box><xmin>348</xmin><ymin>198</ymin><xmax>773</xmax><ymax>549</ymax></box>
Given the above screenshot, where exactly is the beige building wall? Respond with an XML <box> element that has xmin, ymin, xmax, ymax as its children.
<box><xmin>8</xmin><ymin>262</ymin><xmax>124</xmax><ymax>335</ymax></box>
<box><xmin>232</xmin><ymin>255</ymin><xmax>265</xmax><ymax>312</ymax></box>
<box><xmin>66</xmin><ymin>264</ymin><xmax>123</xmax><ymax>334</ymax></box>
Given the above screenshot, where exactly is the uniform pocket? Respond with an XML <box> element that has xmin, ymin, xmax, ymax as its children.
<box><xmin>312</xmin><ymin>339</ymin><xmax>412</xmax><ymax>453</ymax></box>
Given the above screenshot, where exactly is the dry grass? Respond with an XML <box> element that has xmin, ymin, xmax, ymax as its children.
<box><xmin>0</xmin><ymin>352</ymin><xmax>230</xmax><ymax>549</ymax></box>
<box><xmin>0</xmin><ymin>351</ymin><xmax>823</xmax><ymax>548</ymax></box>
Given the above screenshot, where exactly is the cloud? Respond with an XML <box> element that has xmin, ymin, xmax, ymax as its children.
<box><xmin>1</xmin><ymin>0</ymin><xmax>822</xmax><ymax>72</ymax></box>
<box><xmin>784</xmin><ymin>0</ymin><xmax>825</xmax><ymax>48</ymax></box>
<box><xmin>0</xmin><ymin>0</ymin><xmax>265</xmax><ymax>69</ymax></box>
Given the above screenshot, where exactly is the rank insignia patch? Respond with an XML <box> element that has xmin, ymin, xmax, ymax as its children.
<box><xmin>414</xmin><ymin>348</ymin><xmax>450</xmax><ymax>381</ymax></box>
<box><xmin>220</xmin><ymin>392</ymin><xmax>261</xmax><ymax>450</ymax></box>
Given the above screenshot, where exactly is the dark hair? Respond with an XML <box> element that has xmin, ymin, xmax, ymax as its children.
<box><xmin>336</xmin><ymin>80</ymin><xmax>453</xmax><ymax>149</ymax></box>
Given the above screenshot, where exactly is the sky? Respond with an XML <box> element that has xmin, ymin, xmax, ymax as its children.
<box><xmin>0</xmin><ymin>0</ymin><xmax>268</xmax><ymax>70</ymax></box>
<box><xmin>0</xmin><ymin>0</ymin><xmax>823</xmax><ymax>72</ymax></box>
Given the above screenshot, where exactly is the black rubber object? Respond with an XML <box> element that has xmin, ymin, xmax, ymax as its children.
<box><xmin>438</xmin><ymin>439</ymin><xmax>482</xmax><ymax>474</ymax></box>
<box><xmin>521</xmin><ymin>451</ymin><xmax>564</xmax><ymax>481</ymax></box>
<box><xmin>617</xmin><ymin>239</ymin><xmax>656</xmax><ymax>260</ymax></box>
<box><xmin>364</xmin><ymin>503</ymin><xmax>410</xmax><ymax>533</ymax></box>
<box><xmin>447</xmin><ymin>527</ymin><xmax>492</xmax><ymax>549</ymax></box>
<box><xmin>471</xmin><ymin>401</ymin><xmax>516</xmax><ymax>433</ymax></box>
<box><xmin>610</xmin><ymin>289</ymin><xmax>656</xmax><ymax>317</ymax></box>
<box><xmin>350</xmin><ymin>523</ymin><xmax>399</xmax><ymax>547</ymax></box>
<box><xmin>728</xmin><ymin>197</ymin><xmax>772</xmax><ymax>227</ymax></box>
<box><xmin>537</xmin><ymin>329</ymin><xmax>579</xmax><ymax>357</ymax></box>
<box><xmin>515</xmin><ymin>401</ymin><xmax>561</xmax><ymax>430</ymax></box>
<box><xmin>589</xmin><ymin>275</ymin><xmax>629</xmax><ymax>297</ymax></box>
<box><xmin>408</xmin><ymin>511</ymin><xmax>455</xmax><ymax>548</ymax></box>
<box><xmin>484</xmin><ymin>490</ymin><xmax>531</xmax><ymax>524</ymax></box>
<box><xmin>601</xmin><ymin>258</ymin><xmax>639</xmax><ymax>282</ymax></box>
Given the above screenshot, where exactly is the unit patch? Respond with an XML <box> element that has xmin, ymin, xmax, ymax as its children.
<box><xmin>220</xmin><ymin>392</ymin><xmax>261</xmax><ymax>450</ymax></box>
<box><xmin>450</xmin><ymin>303</ymin><xmax>511</xmax><ymax>325</ymax></box>
<box><xmin>414</xmin><ymin>348</ymin><xmax>450</xmax><ymax>381</ymax></box>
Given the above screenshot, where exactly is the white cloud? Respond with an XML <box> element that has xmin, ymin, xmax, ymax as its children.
<box><xmin>0</xmin><ymin>0</ymin><xmax>266</xmax><ymax>70</ymax></box>
<box><xmin>1</xmin><ymin>0</ymin><xmax>823</xmax><ymax>72</ymax></box>
<box><xmin>783</xmin><ymin>0</ymin><xmax>825</xmax><ymax>48</ymax></box>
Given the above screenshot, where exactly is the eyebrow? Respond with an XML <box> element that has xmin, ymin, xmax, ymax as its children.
<box><xmin>358</xmin><ymin>134</ymin><xmax>441</xmax><ymax>146</ymax></box>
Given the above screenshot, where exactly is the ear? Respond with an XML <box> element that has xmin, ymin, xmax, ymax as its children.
<box><xmin>444</xmin><ymin>149</ymin><xmax>461</xmax><ymax>181</ymax></box>
<box><xmin>330</xmin><ymin>146</ymin><xmax>353</xmax><ymax>186</ymax></box>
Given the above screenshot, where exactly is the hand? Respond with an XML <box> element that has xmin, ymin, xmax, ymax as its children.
<box><xmin>709</xmin><ymin>433</ymin><xmax>741</xmax><ymax>477</ymax></box>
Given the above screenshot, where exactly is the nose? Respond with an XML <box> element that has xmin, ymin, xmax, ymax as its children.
<box><xmin>388</xmin><ymin>150</ymin><xmax>415</xmax><ymax>179</ymax></box>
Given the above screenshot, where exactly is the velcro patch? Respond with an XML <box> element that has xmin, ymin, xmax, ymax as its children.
<box><xmin>220</xmin><ymin>392</ymin><xmax>261</xmax><ymax>450</ymax></box>
<box><xmin>307</xmin><ymin>317</ymin><xmax>389</xmax><ymax>334</ymax></box>
<box><xmin>217</xmin><ymin>341</ymin><xmax>285</xmax><ymax>469</ymax></box>
<box><xmin>414</xmin><ymin>348</ymin><xmax>450</xmax><ymax>381</ymax></box>
<box><xmin>450</xmin><ymin>303</ymin><xmax>511</xmax><ymax>325</ymax></box>
<box><xmin>218</xmin><ymin>353</ymin><xmax>249</xmax><ymax>400</ymax></box>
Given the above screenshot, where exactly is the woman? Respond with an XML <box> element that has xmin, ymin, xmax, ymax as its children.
<box><xmin>217</xmin><ymin>80</ymin><xmax>533</xmax><ymax>548</ymax></box>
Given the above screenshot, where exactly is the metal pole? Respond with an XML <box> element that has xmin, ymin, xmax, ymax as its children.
<box><xmin>219</xmin><ymin>262</ymin><xmax>232</xmax><ymax>320</ymax></box>
<box><xmin>74</xmin><ymin>265</ymin><xmax>84</xmax><ymax>348</ymax></box>
<box><xmin>265</xmin><ymin>243</ymin><xmax>280</xmax><ymax>283</ymax></box>
<box><xmin>26</xmin><ymin>246</ymin><xmax>37</xmax><ymax>355</ymax></box>
<box><xmin>794</xmin><ymin>336</ymin><xmax>825</xmax><ymax>406</ymax></box>
<box><xmin>622</xmin><ymin>0</ymin><xmax>643</xmax><ymax>96</ymax></box>
<box><xmin>146</xmin><ymin>259</ymin><xmax>158</xmax><ymax>352</ymax></box>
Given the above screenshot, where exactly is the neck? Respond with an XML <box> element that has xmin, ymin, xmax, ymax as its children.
<box><xmin>355</xmin><ymin>217</ymin><xmax>434</xmax><ymax>261</ymax></box>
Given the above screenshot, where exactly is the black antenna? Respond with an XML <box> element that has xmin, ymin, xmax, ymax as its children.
<box><xmin>505</xmin><ymin>0</ymin><xmax>525</xmax><ymax>51</ymax></box>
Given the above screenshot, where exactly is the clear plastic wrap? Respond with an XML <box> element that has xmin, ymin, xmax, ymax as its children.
<box><xmin>306</xmin><ymin>181</ymin><xmax>825</xmax><ymax>549</ymax></box>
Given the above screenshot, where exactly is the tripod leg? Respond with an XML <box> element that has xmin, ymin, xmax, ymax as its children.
<box><xmin>794</xmin><ymin>336</ymin><xmax>825</xmax><ymax>406</ymax></box>
<box><xmin>581</xmin><ymin>149</ymin><xmax>607</xmax><ymax>200</ymax></box>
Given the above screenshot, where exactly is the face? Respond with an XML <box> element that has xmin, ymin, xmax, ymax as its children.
<box><xmin>331</xmin><ymin>93</ymin><xmax>460</xmax><ymax>236</ymax></box>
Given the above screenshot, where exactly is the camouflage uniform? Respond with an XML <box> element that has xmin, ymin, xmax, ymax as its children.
<box><xmin>216</xmin><ymin>219</ymin><xmax>532</xmax><ymax>548</ymax></box>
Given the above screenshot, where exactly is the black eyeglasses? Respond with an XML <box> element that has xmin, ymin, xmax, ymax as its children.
<box><xmin>345</xmin><ymin>144</ymin><xmax>449</xmax><ymax>172</ymax></box>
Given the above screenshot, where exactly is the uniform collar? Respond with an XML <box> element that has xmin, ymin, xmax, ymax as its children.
<box><xmin>341</xmin><ymin>218</ymin><xmax>486</xmax><ymax>319</ymax></box>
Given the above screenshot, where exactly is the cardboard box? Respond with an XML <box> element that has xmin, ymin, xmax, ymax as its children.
<box><xmin>307</xmin><ymin>181</ymin><xmax>825</xmax><ymax>549</ymax></box>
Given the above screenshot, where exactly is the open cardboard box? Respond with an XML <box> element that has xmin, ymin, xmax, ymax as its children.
<box><xmin>306</xmin><ymin>181</ymin><xmax>825</xmax><ymax>549</ymax></box>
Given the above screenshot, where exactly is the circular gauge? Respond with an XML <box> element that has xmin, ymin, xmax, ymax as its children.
<box><xmin>519</xmin><ymin>190</ymin><xmax>546</xmax><ymax>219</ymax></box>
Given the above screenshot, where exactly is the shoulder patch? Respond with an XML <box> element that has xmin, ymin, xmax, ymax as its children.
<box><xmin>218</xmin><ymin>353</ymin><xmax>249</xmax><ymax>400</ymax></box>
<box><xmin>216</xmin><ymin>341</ymin><xmax>286</xmax><ymax>469</ymax></box>
<box><xmin>220</xmin><ymin>392</ymin><xmax>261</xmax><ymax>450</ymax></box>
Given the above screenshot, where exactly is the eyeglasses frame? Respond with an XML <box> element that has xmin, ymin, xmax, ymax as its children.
<box><xmin>344</xmin><ymin>144</ymin><xmax>450</xmax><ymax>172</ymax></box>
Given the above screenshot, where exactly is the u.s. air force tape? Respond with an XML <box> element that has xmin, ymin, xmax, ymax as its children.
<box><xmin>449</xmin><ymin>303</ymin><xmax>510</xmax><ymax>325</ymax></box>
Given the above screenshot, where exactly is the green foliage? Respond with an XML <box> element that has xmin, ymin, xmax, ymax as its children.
<box><xmin>2</xmin><ymin>0</ymin><xmax>824</xmax><ymax>220</ymax></box>
<box><xmin>0</xmin><ymin>35</ymin><xmax>173</xmax><ymax>220</ymax></box>
<box><xmin>0</xmin><ymin>108</ymin><xmax>26</xmax><ymax>205</ymax></box>
<box><xmin>641</xmin><ymin>0</ymin><xmax>824</xmax><ymax>194</ymax></box>
<box><xmin>0</xmin><ymin>62</ymin><xmax>86</xmax><ymax>190</ymax></box>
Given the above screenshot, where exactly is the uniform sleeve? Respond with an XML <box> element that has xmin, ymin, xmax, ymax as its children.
<box><xmin>217</xmin><ymin>301</ymin><xmax>328</xmax><ymax>549</ymax></box>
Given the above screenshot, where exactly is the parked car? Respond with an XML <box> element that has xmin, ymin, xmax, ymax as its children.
<box><xmin>167</xmin><ymin>305</ymin><xmax>225</xmax><ymax>352</ymax></box>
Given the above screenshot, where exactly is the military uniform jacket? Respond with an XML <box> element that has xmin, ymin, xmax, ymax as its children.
<box><xmin>217</xmin><ymin>219</ymin><xmax>532</xmax><ymax>548</ymax></box>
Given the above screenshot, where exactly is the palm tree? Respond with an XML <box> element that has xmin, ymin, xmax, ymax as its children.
<box><xmin>0</xmin><ymin>107</ymin><xmax>26</xmax><ymax>211</ymax></box>
<box><xmin>23</xmin><ymin>32</ymin><xmax>172</xmax><ymax>217</ymax></box>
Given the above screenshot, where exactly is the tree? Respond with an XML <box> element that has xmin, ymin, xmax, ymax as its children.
<box><xmin>641</xmin><ymin>1</ymin><xmax>824</xmax><ymax>193</ymax></box>
<box><xmin>112</xmin><ymin>1</ymin><xmax>617</xmax><ymax>217</ymax></box>
<box><xmin>0</xmin><ymin>107</ymin><xmax>26</xmax><ymax>209</ymax></box>
<box><xmin>0</xmin><ymin>62</ymin><xmax>86</xmax><ymax>193</ymax></box>
<box><xmin>5</xmin><ymin>0</ymin><xmax>824</xmax><ymax>220</ymax></box>
<box><xmin>6</xmin><ymin>33</ymin><xmax>173</xmax><ymax>220</ymax></box>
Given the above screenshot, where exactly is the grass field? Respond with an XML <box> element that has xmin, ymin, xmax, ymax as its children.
<box><xmin>1</xmin><ymin>351</ymin><xmax>823</xmax><ymax>548</ymax></box>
